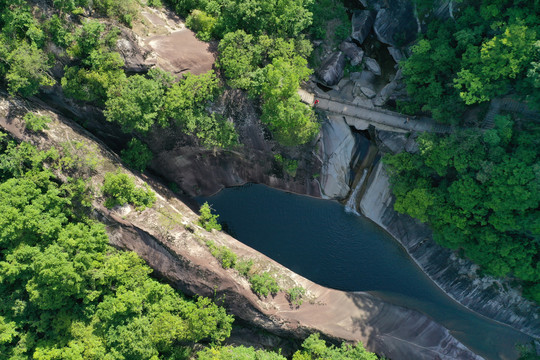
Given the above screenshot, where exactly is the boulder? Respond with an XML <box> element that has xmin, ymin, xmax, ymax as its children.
<box><xmin>373</xmin><ymin>81</ymin><xmax>398</xmax><ymax>106</ymax></box>
<box><xmin>316</xmin><ymin>52</ymin><xmax>347</xmax><ymax>87</ymax></box>
<box><xmin>351</xmin><ymin>10</ymin><xmax>376</xmax><ymax>44</ymax></box>
<box><xmin>377</xmin><ymin>130</ymin><xmax>419</xmax><ymax>154</ymax></box>
<box><xmin>340</xmin><ymin>41</ymin><xmax>365</xmax><ymax>66</ymax></box>
<box><xmin>373</xmin><ymin>0</ymin><xmax>418</xmax><ymax>47</ymax></box>
<box><xmin>387</xmin><ymin>46</ymin><xmax>405</xmax><ymax>64</ymax></box>
<box><xmin>351</xmin><ymin>70</ymin><xmax>376</xmax><ymax>89</ymax></box>
<box><xmin>360</xmin><ymin>87</ymin><xmax>377</xmax><ymax>99</ymax></box>
<box><xmin>363</xmin><ymin>57</ymin><xmax>382</xmax><ymax>76</ymax></box>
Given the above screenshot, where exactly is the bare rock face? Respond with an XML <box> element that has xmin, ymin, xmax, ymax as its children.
<box><xmin>351</xmin><ymin>10</ymin><xmax>376</xmax><ymax>44</ymax></box>
<box><xmin>387</xmin><ymin>46</ymin><xmax>405</xmax><ymax>64</ymax></box>
<box><xmin>116</xmin><ymin>28</ymin><xmax>156</xmax><ymax>73</ymax></box>
<box><xmin>373</xmin><ymin>0</ymin><xmax>418</xmax><ymax>47</ymax></box>
<box><xmin>360</xmin><ymin>87</ymin><xmax>377</xmax><ymax>98</ymax></box>
<box><xmin>316</xmin><ymin>52</ymin><xmax>347</xmax><ymax>87</ymax></box>
<box><xmin>319</xmin><ymin>116</ymin><xmax>357</xmax><ymax>199</ymax></box>
<box><xmin>373</xmin><ymin>81</ymin><xmax>397</xmax><ymax>106</ymax></box>
<box><xmin>351</xmin><ymin>70</ymin><xmax>376</xmax><ymax>89</ymax></box>
<box><xmin>340</xmin><ymin>41</ymin><xmax>365</xmax><ymax>66</ymax></box>
<box><xmin>433</xmin><ymin>0</ymin><xmax>453</xmax><ymax>19</ymax></box>
<box><xmin>363</xmin><ymin>57</ymin><xmax>382</xmax><ymax>76</ymax></box>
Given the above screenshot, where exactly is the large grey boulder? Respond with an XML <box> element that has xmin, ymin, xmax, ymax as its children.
<box><xmin>340</xmin><ymin>41</ymin><xmax>364</xmax><ymax>66</ymax></box>
<box><xmin>360</xmin><ymin>87</ymin><xmax>377</xmax><ymax>99</ymax></box>
<box><xmin>364</xmin><ymin>57</ymin><xmax>382</xmax><ymax>76</ymax></box>
<box><xmin>373</xmin><ymin>0</ymin><xmax>418</xmax><ymax>47</ymax></box>
<box><xmin>316</xmin><ymin>52</ymin><xmax>347</xmax><ymax>87</ymax></box>
<box><xmin>351</xmin><ymin>70</ymin><xmax>376</xmax><ymax>89</ymax></box>
<box><xmin>374</xmin><ymin>81</ymin><xmax>398</xmax><ymax>106</ymax></box>
<box><xmin>351</xmin><ymin>10</ymin><xmax>376</xmax><ymax>44</ymax></box>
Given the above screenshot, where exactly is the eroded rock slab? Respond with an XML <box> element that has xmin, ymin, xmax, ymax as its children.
<box><xmin>351</xmin><ymin>10</ymin><xmax>376</xmax><ymax>44</ymax></box>
<box><xmin>364</xmin><ymin>57</ymin><xmax>382</xmax><ymax>76</ymax></box>
<box><xmin>340</xmin><ymin>41</ymin><xmax>365</xmax><ymax>66</ymax></box>
<box><xmin>373</xmin><ymin>0</ymin><xmax>418</xmax><ymax>47</ymax></box>
<box><xmin>319</xmin><ymin>116</ymin><xmax>356</xmax><ymax>199</ymax></box>
<box><xmin>317</xmin><ymin>52</ymin><xmax>347</xmax><ymax>87</ymax></box>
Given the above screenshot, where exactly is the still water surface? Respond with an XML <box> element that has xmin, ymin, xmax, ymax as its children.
<box><xmin>200</xmin><ymin>184</ymin><xmax>532</xmax><ymax>360</ymax></box>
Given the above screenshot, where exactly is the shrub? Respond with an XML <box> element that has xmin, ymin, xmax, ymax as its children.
<box><xmin>102</xmin><ymin>172</ymin><xmax>156</xmax><ymax>210</ymax></box>
<box><xmin>235</xmin><ymin>258</ymin><xmax>254</xmax><ymax>277</ymax></box>
<box><xmin>249</xmin><ymin>272</ymin><xmax>279</xmax><ymax>297</ymax></box>
<box><xmin>121</xmin><ymin>138</ymin><xmax>153</xmax><ymax>171</ymax></box>
<box><xmin>287</xmin><ymin>286</ymin><xmax>306</xmax><ymax>306</ymax></box>
<box><xmin>206</xmin><ymin>241</ymin><xmax>237</xmax><ymax>269</ymax></box>
<box><xmin>186</xmin><ymin>10</ymin><xmax>216</xmax><ymax>41</ymax></box>
<box><xmin>23</xmin><ymin>112</ymin><xmax>51</xmax><ymax>132</ymax></box>
<box><xmin>198</xmin><ymin>202</ymin><xmax>221</xmax><ymax>231</ymax></box>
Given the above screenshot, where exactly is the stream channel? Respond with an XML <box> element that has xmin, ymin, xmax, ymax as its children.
<box><xmin>199</xmin><ymin>184</ymin><xmax>533</xmax><ymax>360</ymax></box>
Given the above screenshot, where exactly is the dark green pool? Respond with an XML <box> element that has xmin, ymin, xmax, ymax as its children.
<box><xmin>199</xmin><ymin>184</ymin><xmax>533</xmax><ymax>360</ymax></box>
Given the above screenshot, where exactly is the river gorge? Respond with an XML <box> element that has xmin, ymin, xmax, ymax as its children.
<box><xmin>201</xmin><ymin>184</ymin><xmax>532</xmax><ymax>360</ymax></box>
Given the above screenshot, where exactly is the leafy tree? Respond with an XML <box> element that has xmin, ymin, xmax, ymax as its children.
<box><xmin>249</xmin><ymin>272</ymin><xmax>279</xmax><ymax>297</ymax></box>
<box><xmin>163</xmin><ymin>70</ymin><xmax>220</xmax><ymax>121</ymax></box>
<box><xmin>198</xmin><ymin>202</ymin><xmax>222</xmax><ymax>231</ymax></box>
<box><xmin>101</xmin><ymin>172</ymin><xmax>156</xmax><ymax>210</ymax></box>
<box><xmin>186</xmin><ymin>9</ymin><xmax>217</xmax><ymax>41</ymax></box>
<box><xmin>104</xmin><ymin>69</ymin><xmax>171</xmax><ymax>133</ymax></box>
<box><xmin>293</xmin><ymin>333</ymin><xmax>378</xmax><ymax>360</ymax></box>
<box><xmin>121</xmin><ymin>138</ymin><xmax>153</xmax><ymax>172</ymax></box>
<box><xmin>2</xmin><ymin>41</ymin><xmax>54</xmax><ymax>96</ymax></box>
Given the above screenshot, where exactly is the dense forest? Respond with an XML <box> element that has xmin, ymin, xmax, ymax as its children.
<box><xmin>385</xmin><ymin>0</ymin><xmax>539</xmax><ymax>303</ymax></box>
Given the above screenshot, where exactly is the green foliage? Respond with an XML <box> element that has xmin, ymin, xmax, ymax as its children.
<box><xmin>198</xmin><ymin>202</ymin><xmax>222</xmax><ymax>231</ymax></box>
<box><xmin>287</xmin><ymin>286</ymin><xmax>306</xmax><ymax>306</ymax></box>
<box><xmin>384</xmin><ymin>119</ymin><xmax>540</xmax><ymax>301</ymax></box>
<box><xmin>1</xmin><ymin>41</ymin><xmax>54</xmax><ymax>96</ymax></box>
<box><xmin>23</xmin><ymin>112</ymin><xmax>52</xmax><ymax>132</ymax></box>
<box><xmin>197</xmin><ymin>345</ymin><xmax>287</xmax><ymax>360</ymax></box>
<box><xmin>308</xmin><ymin>0</ymin><xmax>349</xmax><ymax>41</ymax></box>
<box><xmin>101</xmin><ymin>172</ymin><xmax>156</xmax><ymax>210</ymax></box>
<box><xmin>92</xmin><ymin>0</ymin><xmax>139</xmax><ymax>27</ymax></box>
<box><xmin>105</xmin><ymin>69</ymin><xmax>171</xmax><ymax>133</ymax></box>
<box><xmin>235</xmin><ymin>258</ymin><xmax>254</xmax><ymax>277</ymax></box>
<box><xmin>293</xmin><ymin>333</ymin><xmax>378</xmax><ymax>360</ymax></box>
<box><xmin>400</xmin><ymin>0</ymin><xmax>540</xmax><ymax>123</ymax></box>
<box><xmin>186</xmin><ymin>10</ymin><xmax>217</xmax><ymax>41</ymax></box>
<box><xmin>206</xmin><ymin>240</ymin><xmax>237</xmax><ymax>269</ymax></box>
<box><xmin>249</xmin><ymin>272</ymin><xmax>280</xmax><ymax>297</ymax></box>
<box><xmin>62</xmin><ymin>20</ymin><xmax>126</xmax><ymax>105</ymax></box>
<box><xmin>0</xmin><ymin>139</ymin><xmax>234</xmax><ymax>358</ymax></box>
<box><xmin>274</xmin><ymin>154</ymin><xmax>299</xmax><ymax>177</ymax></box>
<box><xmin>121</xmin><ymin>138</ymin><xmax>153</xmax><ymax>172</ymax></box>
<box><xmin>258</xmin><ymin>57</ymin><xmax>319</xmax><ymax>146</ymax></box>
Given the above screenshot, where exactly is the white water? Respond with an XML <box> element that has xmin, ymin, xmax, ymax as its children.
<box><xmin>344</xmin><ymin>169</ymin><xmax>368</xmax><ymax>215</ymax></box>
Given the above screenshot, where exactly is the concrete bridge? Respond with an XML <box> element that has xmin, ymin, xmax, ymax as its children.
<box><xmin>298</xmin><ymin>89</ymin><xmax>452</xmax><ymax>134</ymax></box>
